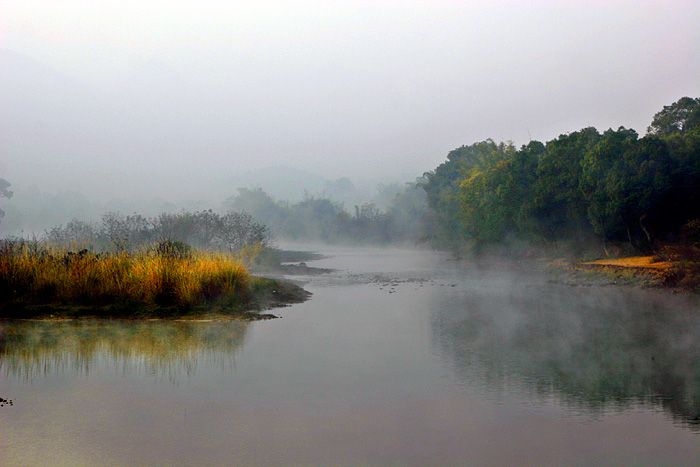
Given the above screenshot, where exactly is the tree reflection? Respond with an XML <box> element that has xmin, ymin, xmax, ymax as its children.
<box><xmin>430</xmin><ymin>284</ymin><xmax>700</xmax><ymax>431</ymax></box>
<box><xmin>0</xmin><ymin>319</ymin><xmax>249</xmax><ymax>380</ymax></box>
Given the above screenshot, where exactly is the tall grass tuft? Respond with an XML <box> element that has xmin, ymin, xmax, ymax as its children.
<box><xmin>0</xmin><ymin>239</ymin><xmax>252</xmax><ymax>317</ymax></box>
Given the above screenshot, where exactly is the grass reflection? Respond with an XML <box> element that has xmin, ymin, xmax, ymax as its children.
<box><xmin>0</xmin><ymin>319</ymin><xmax>248</xmax><ymax>378</ymax></box>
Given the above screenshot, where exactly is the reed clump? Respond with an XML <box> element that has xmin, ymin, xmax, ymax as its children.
<box><xmin>0</xmin><ymin>239</ymin><xmax>255</xmax><ymax>318</ymax></box>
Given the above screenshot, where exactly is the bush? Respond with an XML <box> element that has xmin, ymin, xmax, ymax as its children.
<box><xmin>155</xmin><ymin>240</ymin><xmax>192</xmax><ymax>260</ymax></box>
<box><xmin>43</xmin><ymin>210</ymin><xmax>271</xmax><ymax>254</ymax></box>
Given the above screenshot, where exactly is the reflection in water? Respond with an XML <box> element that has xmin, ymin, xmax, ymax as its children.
<box><xmin>431</xmin><ymin>282</ymin><xmax>700</xmax><ymax>431</ymax></box>
<box><xmin>0</xmin><ymin>320</ymin><xmax>248</xmax><ymax>380</ymax></box>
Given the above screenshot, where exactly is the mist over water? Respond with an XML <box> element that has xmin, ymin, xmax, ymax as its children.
<box><xmin>430</xmin><ymin>273</ymin><xmax>700</xmax><ymax>430</ymax></box>
<box><xmin>2</xmin><ymin>247</ymin><xmax>699</xmax><ymax>465</ymax></box>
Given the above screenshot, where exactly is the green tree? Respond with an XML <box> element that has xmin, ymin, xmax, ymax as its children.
<box><xmin>457</xmin><ymin>141</ymin><xmax>541</xmax><ymax>248</ymax></box>
<box><xmin>580</xmin><ymin>128</ymin><xmax>675</xmax><ymax>251</ymax></box>
<box><xmin>418</xmin><ymin>96</ymin><xmax>700</xmax><ymax>254</ymax></box>
<box><xmin>532</xmin><ymin>128</ymin><xmax>600</xmax><ymax>245</ymax></box>
<box><xmin>580</xmin><ymin>127</ymin><xmax>639</xmax><ymax>243</ymax></box>
<box><xmin>422</xmin><ymin>140</ymin><xmax>511</xmax><ymax>247</ymax></box>
<box><xmin>659</xmin><ymin>125</ymin><xmax>700</xmax><ymax>234</ymax></box>
<box><xmin>647</xmin><ymin>97</ymin><xmax>700</xmax><ymax>137</ymax></box>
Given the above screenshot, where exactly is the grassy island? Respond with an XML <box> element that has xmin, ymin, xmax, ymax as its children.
<box><xmin>0</xmin><ymin>239</ymin><xmax>309</xmax><ymax>320</ymax></box>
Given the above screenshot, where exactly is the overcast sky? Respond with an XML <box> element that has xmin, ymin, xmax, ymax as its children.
<box><xmin>1</xmin><ymin>0</ymin><xmax>699</xmax><ymax>201</ymax></box>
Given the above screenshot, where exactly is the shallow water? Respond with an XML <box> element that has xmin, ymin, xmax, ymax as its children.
<box><xmin>2</xmin><ymin>247</ymin><xmax>700</xmax><ymax>466</ymax></box>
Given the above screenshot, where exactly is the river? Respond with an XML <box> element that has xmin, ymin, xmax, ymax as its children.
<box><xmin>1</xmin><ymin>246</ymin><xmax>699</xmax><ymax>466</ymax></box>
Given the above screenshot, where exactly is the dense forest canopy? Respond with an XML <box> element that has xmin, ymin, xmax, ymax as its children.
<box><xmin>422</xmin><ymin>97</ymin><xmax>700</xmax><ymax>255</ymax></box>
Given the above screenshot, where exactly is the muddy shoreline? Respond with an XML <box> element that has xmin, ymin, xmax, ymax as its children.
<box><xmin>0</xmin><ymin>276</ymin><xmax>313</xmax><ymax>321</ymax></box>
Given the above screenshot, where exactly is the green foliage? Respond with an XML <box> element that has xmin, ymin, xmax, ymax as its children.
<box><xmin>422</xmin><ymin>97</ymin><xmax>700</xmax><ymax>255</ymax></box>
<box><xmin>532</xmin><ymin>128</ymin><xmax>600</xmax><ymax>244</ymax></box>
<box><xmin>580</xmin><ymin>127</ymin><xmax>640</xmax><ymax>240</ymax></box>
<box><xmin>422</xmin><ymin>139</ymin><xmax>511</xmax><ymax>247</ymax></box>
<box><xmin>647</xmin><ymin>96</ymin><xmax>700</xmax><ymax>137</ymax></box>
<box><xmin>681</xmin><ymin>219</ymin><xmax>700</xmax><ymax>248</ymax></box>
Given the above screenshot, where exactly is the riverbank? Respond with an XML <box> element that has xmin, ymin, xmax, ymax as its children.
<box><xmin>0</xmin><ymin>276</ymin><xmax>311</xmax><ymax>321</ymax></box>
<box><xmin>545</xmin><ymin>255</ymin><xmax>694</xmax><ymax>292</ymax></box>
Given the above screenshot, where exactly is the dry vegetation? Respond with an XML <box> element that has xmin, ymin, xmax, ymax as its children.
<box><xmin>577</xmin><ymin>256</ymin><xmax>674</xmax><ymax>287</ymax></box>
<box><xmin>570</xmin><ymin>249</ymin><xmax>700</xmax><ymax>292</ymax></box>
<box><xmin>0</xmin><ymin>239</ymin><xmax>300</xmax><ymax>319</ymax></box>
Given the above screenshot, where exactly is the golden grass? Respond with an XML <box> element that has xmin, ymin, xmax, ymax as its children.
<box><xmin>576</xmin><ymin>255</ymin><xmax>680</xmax><ymax>289</ymax></box>
<box><xmin>583</xmin><ymin>256</ymin><xmax>673</xmax><ymax>271</ymax></box>
<box><xmin>0</xmin><ymin>244</ymin><xmax>252</xmax><ymax>317</ymax></box>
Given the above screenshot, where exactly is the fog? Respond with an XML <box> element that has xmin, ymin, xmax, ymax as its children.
<box><xmin>2</xmin><ymin>1</ymin><xmax>699</xmax><ymax>223</ymax></box>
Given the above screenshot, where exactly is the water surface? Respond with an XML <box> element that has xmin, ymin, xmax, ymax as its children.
<box><xmin>2</xmin><ymin>247</ymin><xmax>699</xmax><ymax>466</ymax></box>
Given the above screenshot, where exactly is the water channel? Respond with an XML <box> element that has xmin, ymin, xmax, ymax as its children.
<box><xmin>1</xmin><ymin>247</ymin><xmax>700</xmax><ymax>466</ymax></box>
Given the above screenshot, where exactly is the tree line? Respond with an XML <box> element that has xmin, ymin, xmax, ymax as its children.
<box><xmin>421</xmin><ymin>97</ymin><xmax>700</xmax><ymax>256</ymax></box>
<box><xmin>223</xmin><ymin>183</ymin><xmax>433</xmax><ymax>245</ymax></box>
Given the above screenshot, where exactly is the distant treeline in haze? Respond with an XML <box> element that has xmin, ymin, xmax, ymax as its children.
<box><xmin>223</xmin><ymin>183</ymin><xmax>433</xmax><ymax>245</ymax></box>
<box><xmin>421</xmin><ymin>97</ymin><xmax>700</xmax><ymax>255</ymax></box>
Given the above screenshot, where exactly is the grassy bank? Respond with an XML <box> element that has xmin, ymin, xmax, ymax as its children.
<box><xmin>546</xmin><ymin>246</ymin><xmax>700</xmax><ymax>293</ymax></box>
<box><xmin>0</xmin><ymin>240</ymin><xmax>309</xmax><ymax>319</ymax></box>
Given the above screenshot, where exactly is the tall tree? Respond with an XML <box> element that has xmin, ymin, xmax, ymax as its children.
<box><xmin>458</xmin><ymin>142</ymin><xmax>537</xmax><ymax>246</ymax></box>
<box><xmin>422</xmin><ymin>140</ymin><xmax>510</xmax><ymax>246</ymax></box>
<box><xmin>532</xmin><ymin>128</ymin><xmax>600</xmax><ymax>244</ymax></box>
<box><xmin>647</xmin><ymin>97</ymin><xmax>700</xmax><ymax>137</ymax></box>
